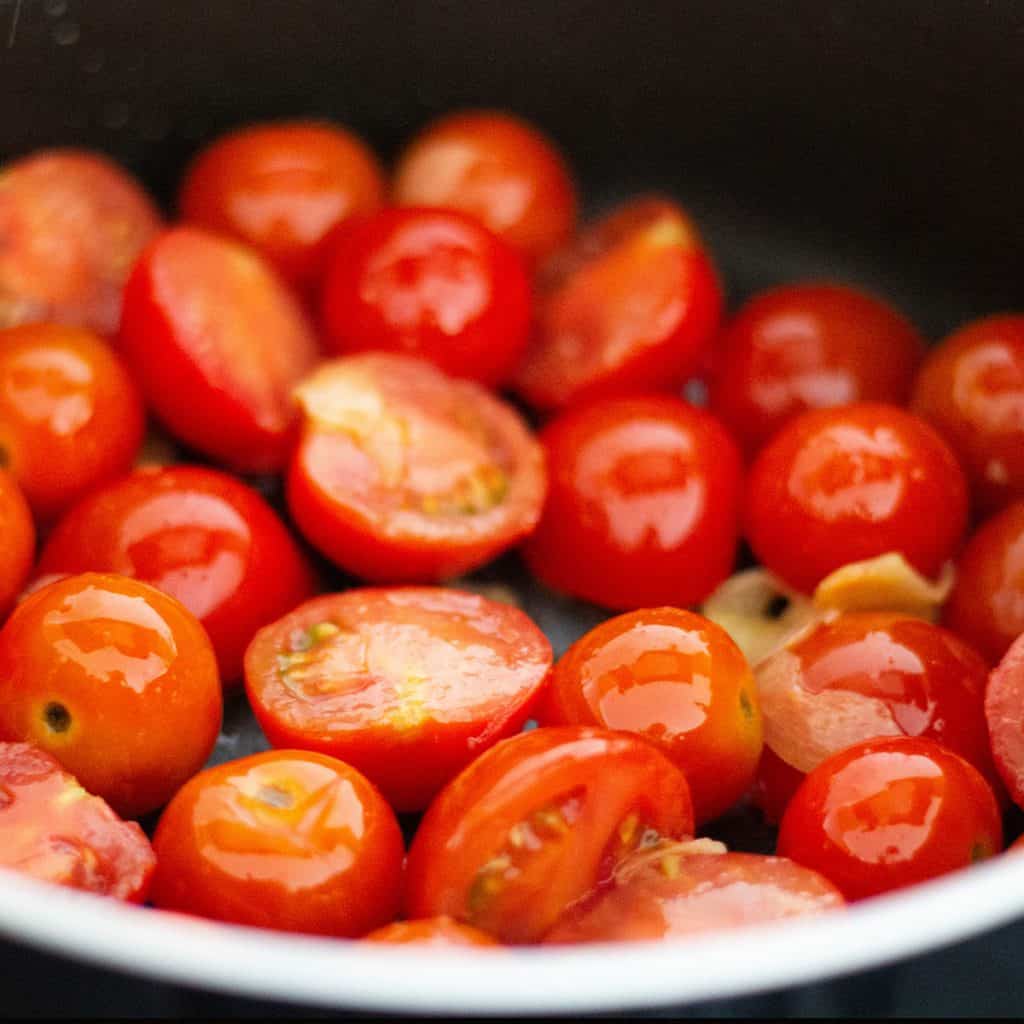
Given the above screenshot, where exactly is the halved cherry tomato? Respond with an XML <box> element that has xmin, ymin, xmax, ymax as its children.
<box><xmin>542</xmin><ymin>608</ymin><xmax>761</xmax><ymax>824</ymax></box>
<box><xmin>0</xmin><ymin>471</ymin><xmax>34</xmax><ymax>618</ymax></box>
<box><xmin>746</xmin><ymin>403</ymin><xmax>969</xmax><ymax>594</ymax></box>
<box><xmin>286</xmin><ymin>354</ymin><xmax>546</xmax><ymax>582</ymax></box>
<box><xmin>392</xmin><ymin>110</ymin><xmax>577</xmax><ymax>264</ymax></box>
<box><xmin>522</xmin><ymin>394</ymin><xmax>742</xmax><ymax>609</ymax></box>
<box><xmin>118</xmin><ymin>227</ymin><xmax>319</xmax><ymax>473</ymax></box>
<box><xmin>709</xmin><ymin>283</ymin><xmax>925</xmax><ymax>458</ymax></box>
<box><xmin>0</xmin><ymin>150</ymin><xmax>161</xmax><ymax>335</ymax></box>
<box><xmin>151</xmin><ymin>749</ymin><xmax>404</xmax><ymax>937</ymax></box>
<box><xmin>0</xmin><ymin>573</ymin><xmax>222</xmax><ymax>818</ymax></box>
<box><xmin>985</xmin><ymin>631</ymin><xmax>1024</xmax><ymax>810</ymax></box>
<box><xmin>404</xmin><ymin>726</ymin><xmax>694</xmax><ymax>944</ymax></box>
<box><xmin>245</xmin><ymin>587</ymin><xmax>552</xmax><ymax>811</ymax></box>
<box><xmin>364</xmin><ymin>917</ymin><xmax>498</xmax><ymax>947</ymax></box>
<box><xmin>37</xmin><ymin>465</ymin><xmax>316</xmax><ymax>685</ymax></box>
<box><xmin>320</xmin><ymin>207</ymin><xmax>532</xmax><ymax>388</ymax></box>
<box><xmin>777</xmin><ymin>736</ymin><xmax>1002</xmax><ymax>901</ymax></box>
<box><xmin>0</xmin><ymin>742</ymin><xmax>155</xmax><ymax>901</ymax></box>
<box><xmin>0</xmin><ymin>324</ymin><xmax>145</xmax><ymax>524</ymax></box>
<box><xmin>514</xmin><ymin>197</ymin><xmax>723</xmax><ymax>412</ymax></box>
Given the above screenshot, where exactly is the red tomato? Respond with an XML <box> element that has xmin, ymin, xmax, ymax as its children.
<box><xmin>0</xmin><ymin>742</ymin><xmax>155</xmax><ymax>901</ymax></box>
<box><xmin>777</xmin><ymin>736</ymin><xmax>1002</xmax><ymax>901</ymax></box>
<box><xmin>0</xmin><ymin>573</ymin><xmax>222</xmax><ymax>818</ymax></box>
<box><xmin>320</xmin><ymin>207</ymin><xmax>532</xmax><ymax>387</ymax></box>
<box><xmin>286</xmin><ymin>354</ymin><xmax>546</xmax><ymax>582</ymax></box>
<box><xmin>0</xmin><ymin>150</ymin><xmax>161</xmax><ymax>335</ymax></box>
<box><xmin>911</xmin><ymin>315</ymin><xmax>1024</xmax><ymax>516</ymax></box>
<box><xmin>245</xmin><ymin>588</ymin><xmax>552</xmax><ymax>811</ymax></box>
<box><xmin>750</xmin><ymin>747</ymin><xmax>806</xmax><ymax>825</ymax></box>
<box><xmin>404</xmin><ymin>726</ymin><xmax>694</xmax><ymax>944</ymax></box>
<box><xmin>37</xmin><ymin>465</ymin><xmax>316</xmax><ymax>685</ymax></box>
<box><xmin>523</xmin><ymin>395</ymin><xmax>742</xmax><ymax>609</ymax></box>
<box><xmin>985</xmin><ymin>631</ymin><xmax>1024</xmax><ymax>810</ymax></box>
<box><xmin>392</xmin><ymin>110</ymin><xmax>577</xmax><ymax>263</ymax></box>
<box><xmin>118</xmin><ymin>227</ymin><xmax>319</xmax><ymax>473</ymax></box>
<box><xmin>363</xmin><ymin>917</ymin><xmax>498</xmax><ymax>947</ymax></box>
<box><xmin>544</xmin><ymin>845</ymin><xmax>843</xmax><ymax>943</ymax></box>
<box><xmin>543</xmin><ymin>608</ymin><xmax>761</xmax><ymax>824</ymax></box>
<box><xmin>151</xmin><ymin>750</ymin><xmax>404</xmax><ymax>936</ymax></box>
<box><xmin>0</xmin><ymin>324</ymin><xmax>145</xmax><ymax>524</ymax></box>
<box><xmin>746</xmin><ymin>403</ymin><xmax>969</xmax><ymax>594</ymax></box>
<box><xmin>709</xmin><ymin>283</ymin><xmax>925</xmax><ymax>458</ymax></box>
<box><xmin>0</xmin><ymin>471</ymin><xmax>34</xmax><ymax>618</ymax></box>
<box><xmin>514</xmin><ymin>197</ymin><xmax>723</xmax><ymax>412</ymax></box>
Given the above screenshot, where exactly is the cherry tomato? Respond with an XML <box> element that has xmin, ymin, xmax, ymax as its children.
<box><xmin>746</xmin><ymin>403</ymin><xmax>969</xmax><ymax>594</ymax></box>
<box><xmin>522</xmin><ymin>395</ymin><xmax>742</xmax><ymax>609</ymax></box>
<box><xmin>287</xmin><ymin>354</ymin><xmax>546</xmax><ymax>582</ymax></box>
<box><xmin>37</xmin><ymin>465</ymin><xmax>316</xmax><ymax>685</ymax></box>
<box><xmin>0</xmin><ymin>573</ymin><xmax>222</xmax><ymax>818</ymax></box>
<box><xmin>985</xmin><ymin>631</ymin><xmax>1024</xmax><ymax>810</ymax></box>
<box><xmin>320</xmin><ymin>207</ymin><xmax>531</xmax><ymax>387</ymax></box>
<box><xmin>542</xmin><ymin>608</ymin><xmax>761</xmax><ymax>824</ymax></box>
<box><xmin>0</xmin><ymin>742</ymin><xmax>155</xmax><ymax>901</ymax></box>
<box><xmin>709</xmin><ymin>283</ymin><xmax>925</xmax><ymax>458</ymax></box>
<box><xmin>392</xmin><ymin>110</ymin><xmax>576</xmax><ymax>263</ymax></box>
<box><xmin>514</xmin><ymin>197</ymin><xmax>723</xmax><ymax>412</ymax></box>
<box><xmin>0</xmin><ymin>471</ymin><xmax>34</xmax><ymax>618</ymax></box>
<box><xmin>0</xmin><ymin>324</ymin><xmax>145</xmax><ymax>524</ymax></box>
<box><xmin>0</xmin><ymin>149</ymin><xmax>161</xmax><ymax>335</ymax></box>
<box><xmin>750</xmin><ymin>747</ymin><xmax>806</xmax><ymax>825</ymax></box>
<box><xmin>777</xmin><ymin>736</ymin><xmax>1002</xmax><ymax>901</ymax></box>
<box><xmin>405</xmin><ymin>726</ymin><xmax>694</xmax><ymax>944</ymax></box>
<box><xmin>118</xmin><ymin>227</ymin><xmax>319</xmax><ymax>474</ymax></box>
<box><xmin>364</xmin><ymin>917</ymin><xmax>498</xmax><ymax>947</ymax></box>
<box><xmin>911</xmin><ymin>315</ymin><xmax>1024</xmax><ymax>516</ymax></box>
<box><xmin>245</xmin><ymin>587</ymin><xmax>552</xmax><ymax>811</ymax></box>
<box><xmin>151</xmin><ymin>750</ymin><xmax>404</xmax><ymax>936</ymax></box>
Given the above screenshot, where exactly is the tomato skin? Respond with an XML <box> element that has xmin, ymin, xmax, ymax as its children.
<box><xmin>363</xmin><ymin>917</ymin><xmax>499</xmax><ymax>947</ymax></box>
<box><xmin>777</xmin><ymin>736</ymin><xmax>1002</xmax><ymax>901</ymax></box>
<box><xmin>0</xmin><ymin>573</ymin><xmax>222</xmax><ymax>818</ymax></box>
<box><xmin>523</xmin><ymin>395</ymin><xmax>742</xmax><ymax>609</ymax></box>
<box><xmin>245</xmin><ymin>587</ymin><xmax>553</xmax><ymax>811</ymax></box>
<box><xmin>746</xmin><ymin>403</ymin><xmax>969</xmax><ymax>594</ymax></box>
<box><xmin>405</xmin><ymin>726</ymin><xmax>694</xmax><ymax>944</ymax></box>
<box><xmin>151</xmin><ymin>749</ymin><xmax>404</xmax><ymax>937</ymax></box>
<box><xmin>321</xmin><ymin>207</ymin><xmax>532</xmax><ymax>388</ymax></box>
<box><xmin>750</xmin><ymin>747</ymin><xmax>807</xmax><ymax>825</ymax></box>
<box><xmin>392</xmin><ymin>110</ymin><xmax>577</xmax><ymax>263</ymax></box>
<box><xmin>37</xmin><ymin>465</ymin><xmax>316</xmax><ymax>685</ymax></box>
<box><xmin>0</xmin><ymin>150</ymin><xmax>161</xmax><ymax>335</ymax></box>
<box><xmin>0</xmin><ymin>471</ymin><xmax>34</xmax><ymax>618</ymax></box>
<box><xmin>179</xmin><ymin>120</ymin><xmax>385</xmax><ymax>292</ymax></box>
<box><xmin>543</xmin><ymin>608</ymin><xmax>761</xmax><ymax>824</ymax></box>
<box><xmin>0</xmin><ymin>742</ymin><xmax>155</xmax><ymax>902</ymax></box>
<box><xmin>118</xmin><ymin>227</ymin><xmax>320</xmax><ymax>474</ymax></box>
<box><xmin>984</xmin><ymin>631</ymin><xmax>1024</xmax><ymax>810</ymax></box>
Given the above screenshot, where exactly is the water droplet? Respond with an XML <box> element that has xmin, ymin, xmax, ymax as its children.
<box><xmin>44</xmin><ymin>0</ymin><xmax>68</xmax><ymax>18</ymax></box>
<box><xmin>80</xmin><ymin>48</ymin><xmax>104</xmax><ymax>73</ymax></box>
<box><xmin>53</xmin><ymin>20</ymin><xmax>80</xmax><ymax>46</ymax></box>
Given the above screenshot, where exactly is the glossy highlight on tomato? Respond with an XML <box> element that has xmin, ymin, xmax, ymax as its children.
<box><xmin>364</xmin><ymin>917</ymin><xmax>498</xmax><ymax>947</ymax></box>
<box><xmin>0</xmin><ymin>470</ymin><xmax>34</xmax><ymax>618</ymax></box>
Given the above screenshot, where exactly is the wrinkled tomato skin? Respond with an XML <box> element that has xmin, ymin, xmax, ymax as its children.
<box><xmin>363</xmin><ymin>917</ymin><xmax>499</xmax><ymax>947</ymax></box>
<box><xmin>777</xmin><ymin>737</ymin><xmax>1002</xmax><ymax>901</ymax></box>
<box><xmin>0</xmin><ymin>742</ymin><xmax>156</xmax><ymax>902</ymax></box>
<box><xmin>746</xmin><ymin>403</ymin><xmax>969</xmax><ymax>594</ymax></box>
<box><xmin>0</xmin><ymin>471</ymin><xmax>34</xmax><ymax>618</ymax></box>
<box><xmin>405</xmin><ymin>726</ymin><xmax>694</xmax><ymax>944</ymax></box>
<box><xmin>523</xmin><ymin>395</ymin><xmax>742</xmax><ymax>609</ymax></box>
<box><xmin>37</xmin><ymin>465</ymin><xmax>316</xmax><ymax>685</ymax></box>
<box><xmin>151</xmin><ymin>750</ymin><xmax>404</xmax><ymax>937</ymax></box>
<box><xmin>985</xmin><ymin>632</ymin><xmax>1024</xmax><ymax>810</ymax></box>
<box><xmin>245</xmin><ymin>588</ymin><xmax>553</xmax><ymax>811</ymax></box>
<box><xmin>543</xmin><ymin>608</ymin><xmax>761</xmax><ymax>824</ymax></box>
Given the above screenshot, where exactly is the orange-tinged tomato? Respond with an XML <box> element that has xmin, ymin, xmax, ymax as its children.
<box><xmin>363</xmin><ymin>917</ymin><xmax>498</xmax><ymax>947</ymax></box>
<box><xmin>0</xmin><ymin>470</ymin><xmax>34</xmax><ymax>618</ymax></box>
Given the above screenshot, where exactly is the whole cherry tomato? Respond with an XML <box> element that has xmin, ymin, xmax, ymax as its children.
<box><xmin>985</xmin><ymin>631</ymin><xmax>1024</xmax><ymax>810</ymax></box>
<box><xmin>405</xmin><ymin>726</ymin><xmax>694</xmax><ymax>944</ymax></box>
<box><xmin>542</xmin><ymin>608</ymin><xmax>761</xmax><ymax>824</ymax></box>
<box><xmin>320</xmin><ymin>207</ymin><xmax>531</xmax><ymax>388</ymax></box>
<box><xmin>0</xmin><ymin>470</ymin><xmax>34</xmax><ymax>617</ymax></box>
<box><xmin>364</xmin><ymin>917</ymin><xmax>498</xmax><ymax>947</ymax></box>
<box><xmin>750</xmin><ymin>748</ymin><xmax>806</xmax><ymax>825</ymax></box>
<box><xmin>522</xmin><ymin>394</ymin><xmax>742</xmax><ymax>609</ymax></box>
<box><xmin>777</xmin><ymin>736</ymin><xmax>1002</xmax><ymax>901</ymax></box>
<box><xmin>37</xmin><ymin>465</ymin><xmax>316</xmax><ymax>685</ymax></box>
<box><xmin>245</xmin><ymin>587</ymin><xmax>552</xmax><ymax>811</ymax></box>
<box><xmin>514</xmin><ymin>197</ymin><xmax>723</xmax><ymax>412</ymax></box>
<box><xmin>0</xmin><ymin>324</ymin><xmax>144</xmax><ymax>524</ymax></box>
<box><xmin>0</xmin><ymin>149</ymin><xmax>161</xmax><ymax>335</ymax></box>
<box><xmin>746</xmin><ymin>403</ymin><xmax>969</xmax><ymax>594</ymax></box>
<box><xmin>0</xmin><ymin>742</ymin><xmax>155</xmax><ymax>901</ymax></box>
<box><xmin>287</xmin><ymin>354</ymin><xmax>546</xmax><ymax>582</ymax></box>
<box><xmin>118</xmin><ymin>227</ymin><xmax>320</xmax><ymax>474</ymax></box>
<box><xmin>151</xmin><ymin>749</ymin><xmax>404</xmax><ymax>937</ymax></box>
<box><xmin>392</xmin><ymin>110</ymin><xmax>577</xmax><ymax>263</ymax></box>
<box><xmin>709</xmin><ymin>283</ymin><xmax>924</xmax><ymax>457</ymax></box>
<box><xmin>0</xmin><ymin>573</ymin><xmax>222</xmax><ymax>818</ymax></box>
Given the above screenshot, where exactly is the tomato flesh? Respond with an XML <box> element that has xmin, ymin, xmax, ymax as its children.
<box><xmin>363</xmin><ymin>917</ymin><xmax>498</xmax><ymax>947</ymax></box>
<box><xmin>984</xmin><ymin>631</ymin><xmax>1024</xmax><ymax>810</ymax></box>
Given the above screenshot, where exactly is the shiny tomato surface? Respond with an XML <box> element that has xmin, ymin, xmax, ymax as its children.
<box><xmin>985</xmin><ymin>631</ymin><xmax>1024</xmax><ymax>810</ymax></box>
<box><xmin>523</xmin><ymin>394</ymin><xmax>742</xmax><ymax>609</ymax></box>
<box><xmin>0</xmin><ymin>471</ymin><xmax>34</xmax><ymax>617</ymax></box>
<box><xmin>363</xmin><ymin>917</ymin><xmax>499</xmax><ymax>947</ymax></box>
